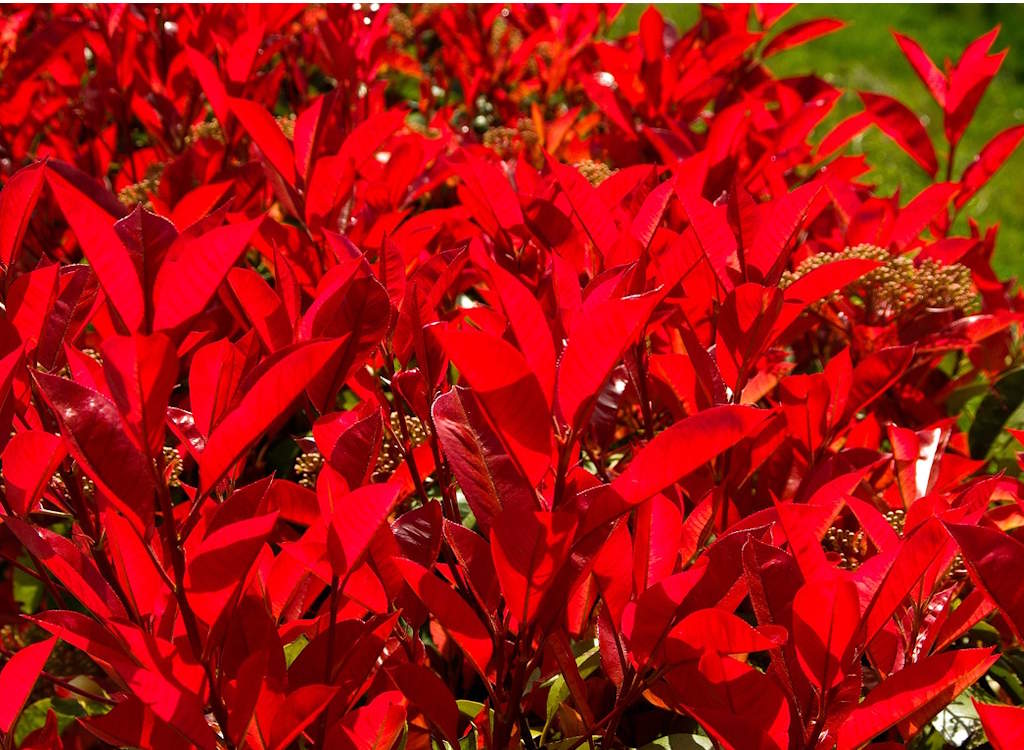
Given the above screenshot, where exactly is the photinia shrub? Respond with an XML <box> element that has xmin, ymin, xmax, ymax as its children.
<box><xmin>1</xmin><ymin>4</ymin><xmax>1024</xmax><ymax>749</ymax></box>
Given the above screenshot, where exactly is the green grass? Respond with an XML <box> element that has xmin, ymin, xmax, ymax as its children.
<box><xmin>610</xmin><ymin>5</ymin><xmax>1024</xmax><ymax>280</ymax></box>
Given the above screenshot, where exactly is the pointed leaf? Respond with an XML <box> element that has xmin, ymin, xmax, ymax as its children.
<box><xmin>490</xmin><ymin>508</ymin><xmax>577</xmax><ymax>627</ymax></box>
<box><xmin>860</xmin><ymin>91</ymin><xmax>938</xmax><ymax>176</ymax></box>
<box><xmin>432</xmin><ymin>386</ymin><xmax>536</xmax><ymax>531</ymax></box>
<box><xmin>557</xmin><ymin>289</ymin><xmax>661</xmax><ymax>432</ymax></box>
<box><xmin>0</xmin><ymin>637</ymin><xmax>56</xmax><ymax>733</ymax></box>
<box><xmin>0</xmin><ymin>161</ymin><xmax>46</xmax><ymax>268</ymax></box>
<box><xmin>199</xmin><ymin>340</ymin><xmax>341</xmax><ymax>494</ymax></box>
<box><xmin>152</xmin><ymin>217</ymin><xmax>262</xmax><ymax>330</ymax></box>
<box><xmin>612</xmin><ymin>405</ymin><xmax>770</xmax><ymax>505</ymax></box>
<box><xmin>836</xmin><ymin>649</ymin><xmax>996</xmax><ymax>750</ymax></box>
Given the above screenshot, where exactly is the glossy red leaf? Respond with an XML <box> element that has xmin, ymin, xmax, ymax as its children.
<box><xmin>267</xmin><ymin>685</ymin><xmax>339</xmax><ymax>750</ymax></box>
<box><xmin>763</xmin><ymin>18</ymin><xmax>843</xmax><ymax>58</ymax></box>
<box><xmin>0</xmin><ymin>161</ymin><xmax>45</xmax><ymax>268</ymax></box>
<box><xmin>792</xmin><ymin>576</ymin><xmax>860</xmax><ymax>690</ymax></box>
<box><xmin>490</xmin><ymin>507</ymin><xmax>578</xmax><ymax>627</ymax></box>
<box><xmin>612</xmin><ymin>405</ymin><xmax>770</xmax><ymax>505</ymax></box>
<box><xmin>230</xmin><ymin>98</ymin><xmax>298</xmax><ymax>188</ymax></box>
<box><xmin>446</xmin><ymin>328</ymin><xmax>552</xmax><ymax>486</ymax></box>
<box><xmin>302</xmin><ymin>273</ymin><xmax>391</xmax><ymax>413</ymax></box>
<box><xmin>320</xmin><ymin>481</ymin><xmax>401</xmax><ymax>579</ymax></box>
<box><xmin>33</xmin><ymin>371</ymin><xmax>158</xmax><ymax>532</ymax></box>
<box><xmin>394</xmin><ymin>558</ymin><xmax>493</xmax><ymax>678</ymax></box>
<box><xmin>152</xmin><ymin>216</ymin><xmax>263</xmax><ymax>330</ymax></box>
<box><xmin>432</xmin><ymin>386</ymin><xmax>536</xmax><ymax>531</ymax></box>
<box><xmin>0</xmin><ymin>636</ymin><xmax>56</xmax><ymax>733</ymax></box>
<box><xmin>1</xmin><ymin>430</ymin><xmax>65</xmax><ymax>515</ymax></box>
<box><xmin>946</xmin><ymin>522</ymin><xmax>1024</xmax><ymax>641</ymax></box>
<box><xmin>836</xmin><ymin>649</ymin><xmax>996</xmax><ymax>750</ymax></box>
<box><xmin>974</xmin><ymin>700</ymin><xmax>1024</xmax><ymax>750</ymax></box>
<box><xmin>486</xmin><ymin>260</ymin><xmax>556</xmax><ymax>405</ymax></box>
<box><xmin>45</xmin><ymin>161</ymin><xmax>141</xmax><ymax>329</ymax></box>
<box><xmin>956</xmin><ymin>124</ymin><xmax>1024</xmax><ymax>208</ymax></box>
<box><xmin>892</xmin><ymin>31</ymin><xmax>947</xmax><ymax>107</ymax></box>
<box><xmin>199</xmin><ymin>340</ymin><xmax>341</xmax><ymax>494</ymax></box>
<box><xmin>101</xmin><ymin>333</ymin><xmax>178</xmax><ymax>456</ymax></box>
<box><xmin>185</xmin><ymin>512</ymin><xmax>279</xmax><ymax>630</ymax></box>
<box><xmin>557</xmin><ymin>289</ymin><xmax>661</xmax><ymax>432</ymax></box>
<box><xmin>859</xmin><ymin>91</ymin><xmax>939</xmax><ymax>176</ymax></box>
<box><xmin>326</xmin><ymin>690</ymin><xmax>406</xmax><ymax>750</ymax></box>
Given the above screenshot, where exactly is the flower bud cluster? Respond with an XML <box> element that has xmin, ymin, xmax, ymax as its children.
<box><xmin>782</xmin><ymin>244</ymin><xmax>977</xmax><ymax>320</ymax></box>
<box><xmin>575</xmin><ymin>159</ymin><xmax>615</xmax><ymax>187</ymax></box>
<box><xmin>295</xmin><ymin>412</ymin><xmax>431</xmax><ymax>486</ymax></box>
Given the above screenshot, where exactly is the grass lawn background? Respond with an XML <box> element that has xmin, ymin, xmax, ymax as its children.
<box><xmin>610</xmin><ymin>4</ymin><xmax>1024</xmax><ymax>281</ymax></box>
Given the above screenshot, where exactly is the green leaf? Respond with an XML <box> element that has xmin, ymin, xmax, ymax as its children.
<box><xmin>636</xmin><ymin>734</ymin><xmax>714</xmax><ymax>750</ymax></box>
<box><xmin>968</xmin><ymin>367</ymin><xmax>1024</xmax><ymax>458</ymax></box>
<box><xmin>283</xmin><ymin>635</ymin><xmax>309</xmax><ymax>666</ymax></box>
<box><xmin>14</xmin><ymin>697</ymin><xmax>86</xmax><ymax>745</ymax></box>
<box><xmin>545</xmin><ymin>674</ymin><xmax>570</xmax><ymax>726</ymax></box>
<box><xmin>13</xmin><ymin>558</ymin><xmax>44</xmax><ymax>614</ymax></box>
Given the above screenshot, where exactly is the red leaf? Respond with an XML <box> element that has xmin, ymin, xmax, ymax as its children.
<box><xmin>974</xmin><ymin>700</ymin><xmax>1024</xmax><ymax>750</ymax></box>
<box><xmin>314</xmin><ymin>408</ymin><xmax>383</xmax><ymax>490</ymax></box>
<box><xmin>446</xmin><ymin>328</ymin><xmax>552</xmax><ymax>486</ymax></box>
<box><xmin>665</xmin><ymin>607</ymin><xmax>786</xmax><ymax>662</ymax></box>
<box><xmin>267</xmin><ymin>685</ymin><xmax>339</xmax><ymax>750</ymax></box>
<box><xmin>862</xmin><ymin>519</ymin><xmax>953</xmax><ymax>642</ymax></box>
<box><xmin>892</xmin><ymin>32</ymin><xmax>947</xmax><ymax>107</ymax></box>
<box><xmin>946</xmin><ymin>28</ymin><xmax>1005</xmax><ymax>146</ymax></box>
<box><xmin>5</xmin><ymin>517</ymin><xmax>129</xmax><ymax>620</ymax></box>
<box><xmin>45</xmin><ymin>161</ymin><xmax>141</xmax><ymax>329</ymax></box>
<box><xmin>326</xmin><ymin>690</ymin><xmax>406</xmax><ymax>750</ymax></box>
<box><xmin>630</xmin><ymin>177</ymin><xmax>675</xmax><ymax>248</ymax></box>
<box><xmin>0</xmin><ymin>637</ymin><xmax>56</xmax><ymax>732</ymax></box>
<box><xmin>198</xmin><ymin>340</ymin><xmax>341</xmax><ymax>494</ymax></box>
<box><xmin>319</xmin><ymin>481</ymin><xmax>401</xmax><ymax>578</ymax></box>
<box><xmin>152</xmin><ymin>216</ymin><xmax>263</xmax><ymax>330</ymax></box>
<box><xmin>490</xmin><ymin>507</ymin><xmax>577</xmax><ymax>627</ymax></box>
<box><xmin>486</xmin><ymin>259</ymin><xmax>556</xmax><ymax>405</ymax></box>
<box><xmin>432</xmin><ymin>386</ymin><xmax>536</xmax><ymax>531</ymax></box>
<box><xmin>763</xmin><ymin>18</ymin><xmax>843</xmax><ymax>58</ymax></box>
<box><xmin>33</xmin><ymin>371</ymin><xmax>158</xmax><ymax>533</ymax></box>
<box><xmin>677</xmin><ymin>191</ymin><xmax>738</xmax><ymax>290</ymax></box>
<box><xmin>185</xmin><ymin>46</ymin><xmax>230</xmax><ymax>127</ymax></box>
<box><xmin>957</xmin><ymin>124</ymin><xmax>1024</xmax><ymax>209</ymax></box>
<box><xmin>188</xmin><ymin>338</ymin><xmax>248</xmax><ymax>438</ymax></box>
<box><xmin>890</xmin><ymin>182</ymin><xmax>958</xmax><ymax>248</ymax></box>
<box><xmin>229</xmin><ymin>97</ymin><xmax>298</xmax><ymax>188</ymax></box>
<box><xmin>0</xmin><ymin>161</ymin><xmax>46</xmax><ymax>268</ymax></box>
<box><xmin>112</xmin><ymin>206</ymin><xmax>178</xmax><ymax>330</ymax></box>
<box><xmin>836</xmin><ymin>649</ymin><xmax>996</xmax><ymax>749</ymax></box>
<box><xmin>185</xmin><ymin>512</ymin><xmax>278</xmax><ymax>631</ymax></box>
<box><xmin>782</xmin><ymin>258</ymin><xmax>880</xmax><ymax>306</ymax></box>
<box><xmin>1</xmin><ymin>431</ymin><xmax>65</xmax><ymax>515</ymax></box>
<box><xmin>817</xmin><ymin>111</ymin><xmax>872</xmax><ymax>160</ymax></box>
<box><xmin>557</xmin><ymin>289</ymin><xmax>661</xmax><ymax>432</ymax></box>
<box><xmin>746</xmin><ymin>182</ymin><xmax>821</xmax><ymax>278</ymax></box>
<box><xmin>612</xmin><ymin>405</ymin><xmax>770</xmax><ymax>505</ymax></box>
<box><xmin>394</xmin><ymin>558</ymin><xmax>493</xmax><ymax>678</ymax></box>
<box><xmin>859</xmin><ymin>91</ymin><xmax>939</xmax><ymax>176</ymax></box>
<box><xmin>302</xmin><ymin>273</ymin><xmax>391</xmax><ymax>413</ymax></box>
<box><xmin>226</xmin><ymin>267</ymin><xmax>293</xmax><ymax>352</ymax></box>
<box><xmin>450</xmin><ymin>151</ymin><xmax>524</xmax><ymax>234</ymax></box>
<box><xmin>792</xmin><ymin>576</ymin><xmax>859</xmax><ymax>690</ymax></box>
<box><xmin>547</xmin><ymin>155</ymin><xmax>620</xmax><ymax>258</ymax></box>
<box><xmin>633</xmin><ymin>494</ymin><xmax>682</xmax><ymax>591</ymax></box>
<box><xmin>387</xmin><ymin>663</ymin><xmax>459</xmax><ymax>747</ymax></box>
<box><xmin>946</xmin><ymin>522</ymin><xmax>1024</xmax><ymax>641</ymax></box>
<box><xmin>443</xmin><ymin>519</ymin><xmax>501</xmax><ymax>615</ymax></box>
<box><xmin>101</xmin><ymin>333</ymin><xmax>178</xmax><ymax>456</ymax></box>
